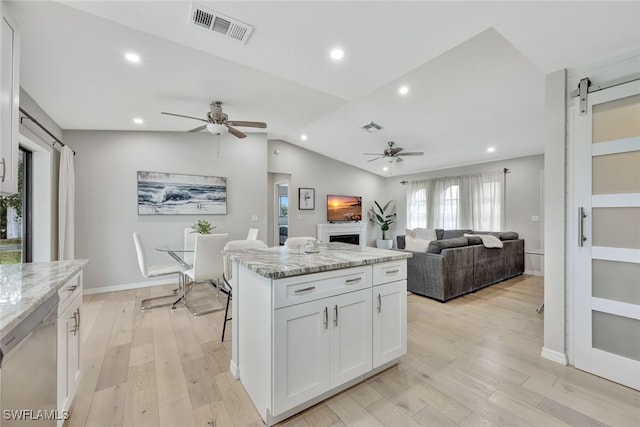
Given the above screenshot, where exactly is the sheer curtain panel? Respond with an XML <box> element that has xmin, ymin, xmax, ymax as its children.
<box><xmin>58</xmin><ymin>146</ymin><xmax>75</xmax><ymax>260</ymax></box>
<box><xmin>406</xmin><ymin>171</ymin><xmax>503</xmax><ymax>231</ymax></box>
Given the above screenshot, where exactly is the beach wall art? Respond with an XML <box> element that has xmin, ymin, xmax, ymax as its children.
<box><xmin>137</xmin><ymin>171</ymin><xmax>227</xmax><ymax>215</ymax></box>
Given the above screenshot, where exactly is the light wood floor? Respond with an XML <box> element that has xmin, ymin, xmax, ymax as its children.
<box><xmin>67</xmin><ymin>275</ymin><xmax>640</xmax><ymax>427</ymax></box>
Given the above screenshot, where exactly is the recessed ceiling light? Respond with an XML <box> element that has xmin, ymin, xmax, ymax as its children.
<box><xmin>487</xmin><ymin>146</ymin><xmax>496</xmax><ymax>153</ymax></box>
<box><xmin>382</xmin><ymin>166</ymin><xmax>389</xmax><ymax>171</ymax></box>
<box><xmin>398</xmin><ymin>85</ymin><xmax>409</xmax><ymax>96</ymax></box>
<box><xmin>125</xmin><ymin>52</ymin><xmax>140</xmax><ymax>63</ymax></box>
<box><xmin>133</xmin><ymin>118</ymin><xmax>144</xmax><ymax>125</ymax></box>
<box><xmin>301</xmin><ymin>134</ymin><xmax>308</xmax><ymax>141</ymax></box>
<box><xmin>330</xmin><ymin>48</ymin><xmax>345</xmax><ymax>61</ymax></box>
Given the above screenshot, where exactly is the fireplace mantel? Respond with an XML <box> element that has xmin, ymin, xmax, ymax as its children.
<box><xmin>317</xmin><ymin>223</ymin><xmax>367</xmax><ymax>247</ymax></box>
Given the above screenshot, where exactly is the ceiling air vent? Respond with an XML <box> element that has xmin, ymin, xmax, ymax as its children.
<box><xmin>190</xmin><ymin>3</ymin><xmax>254</xmax><ymax>44</ymax></box>
<box><xmin>361</xmin><ymin>122</ymin><xmax>383</xmax><ymax>133</ymax></box>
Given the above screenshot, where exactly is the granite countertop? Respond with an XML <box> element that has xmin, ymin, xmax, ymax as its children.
<box><xmin>224</xmin><ymin>242</ymin><xmax>411</xmax><ymax>279</ymax></box>
<box><xmin>0</xmin><ymin>260</ymin><xmax>88</xmax><ymax>339</ymax></box>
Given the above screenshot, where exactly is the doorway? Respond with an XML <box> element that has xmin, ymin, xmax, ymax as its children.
<box><xmin>275</xmin><ymin>181</ymin><xmax>289</xmax><ymax>246</ymax></box>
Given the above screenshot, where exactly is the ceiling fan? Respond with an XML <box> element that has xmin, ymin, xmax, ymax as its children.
<box><xmin>363</xmin><ymin>141</ymin><xmax>424</xmax><ymax>162</ymax></box>
<box><xmin>161</xmin><ymin>101</ymin><xmax>267</xmax><ymax>139</ymax></box>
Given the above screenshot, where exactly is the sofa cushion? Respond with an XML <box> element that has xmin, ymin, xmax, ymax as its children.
<box><xmin>404</xmin><ymin>235</ymin><xmax>432</xmax><ymax>252</ymax></box>
<box><xmin>442</xmin><ymin>229</ymin><xmax>473</xmax><ymax>239</ymax></box>
<box><xmin>427</xmin><ymin>237</ymin><xmax>469</xmax><ymax>254</ymax></box>
<box><xmin>406</xmin><ymin>228</ymin><xmax>437</xmax><ymax>241</ymax></box>
<box><xmin>465</xmin><ymin>235</ymin><xmax>483</xmax><ymax>245</ymax></box>
<box><xmin>466</xmin><ymin>233</ymin><xmax>503</xmax><ymax>248</ymax></box>
<box><xmin>498</xmin><ymin>231</ymin><xmax>519</xmax><ymax>240</ymax></box>
<box><xmin>472</xmin><ymin>231</ymin><xmax>519</xmax><ymax>240</ymax></box>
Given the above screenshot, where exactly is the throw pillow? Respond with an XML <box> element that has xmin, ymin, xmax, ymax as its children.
<box><xmin>406</xmin><ymin>228</ymin><xmax>437</xmax><ymax>241</ymax></box>
<box><xmin>404</xmin><ymin>235</ymin><xmax>431</xmax><ymax>252</ymax></box>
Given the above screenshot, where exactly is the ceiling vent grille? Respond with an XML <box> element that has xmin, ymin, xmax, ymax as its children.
<box><xmin>361</xmin><ymin>122</ymin><xmax>383</xmax><ymax>132</ymax></box>
<box><xmin>190</xmin><ymin>3</ymin><xmax>254</xmax><ymax>44</ymax></box>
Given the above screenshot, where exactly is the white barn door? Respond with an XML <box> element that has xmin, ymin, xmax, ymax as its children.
<box><xmin>573</xmin><ymin>78</ymin><xmax>640</xmax><ymax>391</ymax></box>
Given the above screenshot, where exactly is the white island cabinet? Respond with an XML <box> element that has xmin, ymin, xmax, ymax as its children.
<box><xmin>57</xmin><ymin>271</ymin><xmax>83</xmax><ymax>423</ymax></box>
<box><xmin>225</xmin><ymin>243</ymin><xmax>411</xmax><ymax>426</ymax></box>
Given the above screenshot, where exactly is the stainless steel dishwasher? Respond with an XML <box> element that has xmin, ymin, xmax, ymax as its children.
<box><xmin>0</xmin><ymin>292</ymin><xmax>59</xmax><ymax>426</ymax></box>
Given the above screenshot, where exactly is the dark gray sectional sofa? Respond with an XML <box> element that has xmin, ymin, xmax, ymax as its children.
<box><xmin>397</xmin><ymin>229</ymin><xmax>524</xmax><ymax>302</ymax></box>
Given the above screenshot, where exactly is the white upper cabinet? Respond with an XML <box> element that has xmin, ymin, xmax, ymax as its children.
<box><xmin>0</xmin><ymin>3</ymin><xmax>19</xmax><ymax>195</ymax></box>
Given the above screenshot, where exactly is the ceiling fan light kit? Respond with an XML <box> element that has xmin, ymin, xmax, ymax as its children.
<box><xmin>206</xmin><ymin>123</ymin><xmax>228</xmax><ymax>135</ymax></box>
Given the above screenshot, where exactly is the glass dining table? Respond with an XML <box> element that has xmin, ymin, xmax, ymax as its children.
<box><xmin>155</xmin><ymin>245</ymin><xmax>225</xmax><ymax>315</ymax></box>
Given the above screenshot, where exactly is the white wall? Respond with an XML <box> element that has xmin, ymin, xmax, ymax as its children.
<box><xmin>385</xmin><ymin>155</ymin><xmax>544</xmax><ymax>273</ymax></box>
<box><xmin>64</xmin><ymin>130</ymin><xmax>268</xmax><ymax>290</ymax></box>
<box><xmin>268</xmin><ymin>139</ymin><xmax>387</xmax><ymax>247</ymax></box>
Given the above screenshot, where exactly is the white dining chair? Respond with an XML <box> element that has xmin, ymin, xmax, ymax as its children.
<box><xmin>183</xmin><ymin>227</ymin><xmax>197</xmax><ymax>266</ymax></box>
<box><xmin>284</xmin><ymin>236</ymin><xmax>317</xmax><ymax>248</ymax></box>
<box><xmin>133</xmin><ymin>232</ymin><xmax>186</xmax><ymax>310</ymax></box>
<box><xmin>182</xmin><ymin>233</ymin><xmax>229</xmax><ymax>316</ymax></box>
<box><xmin>221</xmin><ymin>239</ymin><xmax>268</xmax><ymax>341</ymax></box>
<box><xmin>246</xmin><ymin>228</ymin><xmax>259</xmax><ymax>240</ymax></box>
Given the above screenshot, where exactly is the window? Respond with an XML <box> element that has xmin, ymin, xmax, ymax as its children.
<box><xmin>0</xmin><ymin>147</ymin><xmax>32</xmax><ymax>264</ymax></box>
<box><xmin>407</xmin><ymin>171</ymin><xmax>503</xmax><ymax>231</ymax></box>
<box><xmin>441</xmin><ymin>184</ymin><xmax>459</xmax><ymax>229</ymax></box>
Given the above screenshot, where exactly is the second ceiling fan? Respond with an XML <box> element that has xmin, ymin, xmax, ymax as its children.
<box><xmin>363</xmin><ymin>141</ymin><xmax>424</xmax><ymax>162</ymax></box>
<box><xmin>162</xmin><ymin>101</ymin><xmax>266</xmax><ymax>138</ymax></box>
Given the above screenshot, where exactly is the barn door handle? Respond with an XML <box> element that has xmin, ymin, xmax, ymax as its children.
<box><xmin>578</xmin><ymin>207</ymin><xmax>587</xmax><ymax>247</ymax></box>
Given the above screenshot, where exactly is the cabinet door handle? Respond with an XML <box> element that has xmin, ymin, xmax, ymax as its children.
<box><xmin>0</xmin><ymin>157</ymin><xmax>5</xmax><ymax>182</ymax></box>
<box><xmin>385</xmin><ymin>269</ymin><xmax>400</xmax><ymax>275</ymax></box>
<box><xmin>323</xmin><ymin>307</ymin><xmax>328</xmax><ymax>330</ymax></box>
<box><xmin>345</xmin><ymin>277</ymin><xmax>362</xmax><ymax>284</ymax></box>
<box><xmin>76</xmin><ymin>308</ymin><xmax>81</xmax><ymax>331</ymax></box>
<box><xmin>377</xmin><ymin>294</ymin><xmax>382</xmax><ymax>313</ymax></box>
<box><xmin>70</xmin><ymin>311</ymin><xmax>78</xmax><ymax>335</ymax></box>
<box><xmin>68</xmin><ymin>285</ymin><xmax>78</xmax><ymax>293</ymax></box>
<box><xmin>294</xmin><ymin>286</ymin><xmax>316</xmax><ymax>293</ymax></box>
<box><xmin>334</xmin><ymin>305</ymin><xmax>338</xmax><ymax>327</ymax></box>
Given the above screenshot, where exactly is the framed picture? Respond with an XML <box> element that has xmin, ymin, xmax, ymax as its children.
<box><xmin>298</xmin><ymin>187</ymin><xmax>315</xmax><ymax>210</ymax></box>
<box><xmin>137</xmin><ymin>171</ymin><xmax>227</xmax><ymax>215</ymax></box>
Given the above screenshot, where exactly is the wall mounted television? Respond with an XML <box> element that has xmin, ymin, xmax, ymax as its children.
<box><xmin>327</xmin><ymin>195</ymin><xmax>362</xmax><ymax>222</ymax></box>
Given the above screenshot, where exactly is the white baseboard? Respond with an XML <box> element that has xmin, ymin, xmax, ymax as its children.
<box><xmin>541</xmin><ymin>347</ymin><xmax>568</xmax><ymax>365</ymax></box>
<box><xmin>83</xmin><ymin>277</ymin><xmax>178</xmax><ymax>295</ymax></box>
<box><xmin>524</xmin><ymin>269</ymin><xmax>544</xmax><ymax>276</ymax></box>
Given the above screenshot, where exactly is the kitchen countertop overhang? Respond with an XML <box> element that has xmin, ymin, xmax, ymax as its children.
<box><xmin>0</xmin><ymin>260</ymin><xmax>88</xmax><ymax>339</ymax></box>
<box><xmin>224</xmin><ymin>242</ymin><xmax>411</xmax><ymax>279</ymax></box>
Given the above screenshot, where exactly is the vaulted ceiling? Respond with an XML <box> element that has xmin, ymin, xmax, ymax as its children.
<box><xmin>7</xmin><ymin>1</ymin><xmax>640</xmax><ymax>176</ymax></box>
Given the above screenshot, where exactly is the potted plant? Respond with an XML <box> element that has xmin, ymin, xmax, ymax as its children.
<box><xmin>369</xmin><ymin>200</ymin><xmax>396</xmax><ymax>249</ymax></box>
<box><xmin>191</xmin><ymin>219</ymin><xmax>216</xmax><ymax>234</ymax></box>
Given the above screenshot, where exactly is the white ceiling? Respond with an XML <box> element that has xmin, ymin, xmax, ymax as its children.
<box><xmin>7</xmin><ymin>1</ymin><xmax>640</xmax><ymax>176</ymax></box>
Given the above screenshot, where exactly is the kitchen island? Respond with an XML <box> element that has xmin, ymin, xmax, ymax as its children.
<box><xmin>224</xmin><ymin>242</ymin><xmax>411</xmax><ymax>426</ymax></box>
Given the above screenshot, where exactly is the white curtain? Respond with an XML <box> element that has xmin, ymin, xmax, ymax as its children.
<box><xmin>58</xmin><ymin>146</ymin><xmax>75</xmax><ymax>260</ymax></box>
<box><xmin>407</xmin><ymin>171</ymin><xmax>504</xmax><ymax>231</ymax></box>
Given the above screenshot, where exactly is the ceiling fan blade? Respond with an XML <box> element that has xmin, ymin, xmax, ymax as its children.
<box><xmin>397</xmin><ymin>152</ymin><xmax>424</xmax><ymax>156</ymax></box>
<box><xmin>188</xmin><ymin>125</ymin><xmax>207</xmax><ymax>132</ymax></box>
<box><xmin>363</xmin><ymin>153</ymin><xmax>384</xmax><ymax>156</ymax></box>
<box><xmin>226</xmin><ymin>120</ymin><xmax>267</xmax><ymax>128</ymax></box>
<box><xmin>366</xmin><ymin>157</ymin><xmax>384</xmax><ymax>162</ymax></box>
<box><xmin>226</xmin><ymin>126</ymin><xmax>247</xmax><ymax>138</ymax></box>
<box><xmin>161</xmin><ymin>112</ymin><xmax>208</xmax><ymax>123</ymax></box>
